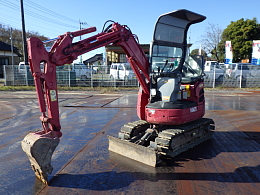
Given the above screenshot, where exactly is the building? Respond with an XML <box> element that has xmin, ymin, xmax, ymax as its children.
<box><xmin>83</xmin><ymin>44</ymin><xmax>150</xmax><ymax>66</ymax></box>
<box><xmin>105</xmin><ymin>44</ymin><xmax>150</xmax><ymax>65</ymax></box>
<box><xmin>83</xmin><ymin>53</ymin><xmax>103</xmax><ymax>66</ymax></box>
<box><xmin>0</xmin><ymin>41</ymin><xmax>22</xmax><ymax>78</ymax></box>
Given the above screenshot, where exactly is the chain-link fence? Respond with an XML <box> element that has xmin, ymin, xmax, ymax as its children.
<box><xmin>204</xmin><ymin>64</ymin><xmax>260</xmax><ymax>88</ymax></box>
<box><xmin>3</xmin><ymin>64</ymin><xmax>139</xmax><ymax>87</ymax></box>
<box><xmin>3</xmin><ymin>64</ymin><xmax>260</xmax><ymax>88</ymax></box>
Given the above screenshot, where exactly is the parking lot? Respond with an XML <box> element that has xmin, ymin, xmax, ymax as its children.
<box><xmin>0</xmin><ymin>90</ymin><xmax>260</xmax><ymax>195</ymax></box>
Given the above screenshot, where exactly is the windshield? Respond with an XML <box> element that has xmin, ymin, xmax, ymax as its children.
<box><xmin>182</xmin><ymin>55</ymin><xmax>203</xmax><ymax>78</ymax></box>
<box><xmin>151</xmin><ymin>45</ymin><xmax>183</xmax><ymax>73</ymax></box>
<box><xmin>211</xmin><ymin>62</ymin><xmax>218</xmax><ymax>65</ymax></box>
<box><xmin>124</xmin><ymin>65</ymin><xmax>132</xmax><ymax>70</ymax></box>
<box><xmin>238</xmin><ymin>64</ymin><xmax>249</xmax><ymax>70</ymax></box>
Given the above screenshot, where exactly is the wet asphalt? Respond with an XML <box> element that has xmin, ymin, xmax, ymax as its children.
<box><xmin>0</xmin><ymin>90</ymin><xmax>260</xmax><ymax>195</ymax></box>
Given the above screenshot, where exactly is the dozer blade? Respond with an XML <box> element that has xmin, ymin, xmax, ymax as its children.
<box><xmin>21</xmin><ymin>133</ymin><xmax>60</xmax><ymax>185</ymax></box>
<box><xmin>108</xmin><ymin>135</ymin><xmax>159</xmax><ymax>167</ymax></box>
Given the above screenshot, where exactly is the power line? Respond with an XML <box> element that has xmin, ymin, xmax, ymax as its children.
<box><xmin>24</xmin><ymin>0</ymin><xmax>79</xmax><ymax>24</ymax></box>
<box><xmin>9</xmin><ymin>0</ymin><xmax>79</xmax><ymax>29</ymax></box>
<box><xmin>1</xmin><ymin>0</ymin><xmax>83</xmax><ymax>36</ymax></box>
<box><xmin>24</xmin><ymin>9</ymin><xmax>78</xmax><ymax>29</ymax></box>
<box><xmin>0</xmin><ymin>15</ymin><xmax>71</xmax><ymax>39</ymax></box>
<box><xmin>0</xmin><ymin>1</ymin><xmax>20</xmax><ymax>11</ymax></box>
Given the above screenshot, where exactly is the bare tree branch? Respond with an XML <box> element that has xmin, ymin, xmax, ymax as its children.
<box><xmin>200</xmin><ymin>23</ymin><xmax>223</xmax><ymax>60</ymax></box>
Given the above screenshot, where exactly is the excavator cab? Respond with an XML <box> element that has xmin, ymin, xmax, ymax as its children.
<box><xmin>146</xmin><ymin>10</ymin><xmax>206</xmax><ymax>125</ymax></box>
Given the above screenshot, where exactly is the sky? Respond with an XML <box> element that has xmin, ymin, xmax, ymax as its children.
<box><xmin>1</xmin><ymin>0</ymin><xmax>260</xmax><ymax>62</ymax></box>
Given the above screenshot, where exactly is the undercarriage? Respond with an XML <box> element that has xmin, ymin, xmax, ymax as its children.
<box><xmin>108</xmin><ymin>118</ymin><xmax>214</xmax><ymax>166</ymax></box>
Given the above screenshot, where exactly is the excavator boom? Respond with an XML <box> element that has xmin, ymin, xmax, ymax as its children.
<box><xmin>22</xmin><ymin>20</ymin><xmax>150</xmax><ymax>184</ymax></box>
<box><xmin>22</xmin><ymin>9</ymin><xmax>213</xmax><ymax>185</ymax></box>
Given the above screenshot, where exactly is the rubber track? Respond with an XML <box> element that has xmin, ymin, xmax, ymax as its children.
<box><xmin>156</xmin><ymin>118</ymin><xmax>214</xmax><ymax>157</ymax></box>
<box><xmin>119</xmin><ymin>118</ymin><xmax>214</xmax><ymax>159</ymax></box>
<box><xmin>120</xmin><ymin>120</ymin><xmax>149</xmax><ymax>139</ymax></box>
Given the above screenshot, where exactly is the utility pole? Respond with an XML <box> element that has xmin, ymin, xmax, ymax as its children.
<box><xmin>20</xmin><ymin>0</ymin><xmax>28</xmax><ymax>65</ymax></box>
<box><xmin>79</xmin><ymin>20</ymin><xmax>87</xmax><ymax>63</ymax></box>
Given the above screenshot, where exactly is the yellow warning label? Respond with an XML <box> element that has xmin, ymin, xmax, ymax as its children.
<box><xmin>50</xmin><ymin>90</ymin><xmax>57</xmax><ymax>101</ymax></box>
<box><xmin>162</xmin><ymin>96</ymin><xmax>170</xmax><ymax>101</ymax></box>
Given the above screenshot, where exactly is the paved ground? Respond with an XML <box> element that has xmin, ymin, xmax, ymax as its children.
<box><xmin>0</xmin><ymin>90</ymin><xmax>260</xmax><ymax>195</ymax></box>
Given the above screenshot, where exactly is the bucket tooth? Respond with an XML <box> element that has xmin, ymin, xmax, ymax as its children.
<box><xmin>21</xmin><ymin>133</ymin><xmax>60</xmax><ymax>185</ymax></box>
<box><xmin>108</xmin><ymin>135</ymin><xmax>159</xmax><ymax>167</ymax></box>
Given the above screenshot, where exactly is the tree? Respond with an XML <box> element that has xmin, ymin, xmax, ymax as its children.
<box><xmin>190</xmin><ymin>48</ymin><xmax>208</xmax><ymax>59</ymax></box>
<box><xmin>218</xmin><ymin>18</ymin><xmax>260</xmax><ymax>62</ymax></box>
<box><xmin>0</xmin><ymin>24</ymin><xmax>49</xmax><ymax>60</ymax></box>
<box><xmin>200</xmin><ymin>23</ymin><xmax>223</xmax><ymax>61</ymax></box>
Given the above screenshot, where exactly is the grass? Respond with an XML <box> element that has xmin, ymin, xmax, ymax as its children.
<box><xmin>0</xmin><ymin>85</ymin><xmax>259</xmax><ymax>92</ymax></box>
<box><xmin>0</xmin><ymin>85</ymin><xmax>36</xmax><ymax>91</ymax></box>
<box><xmin>0</xmin><ymin>85</ymin><xmax>139</xmax><ymax>93</ymax></box>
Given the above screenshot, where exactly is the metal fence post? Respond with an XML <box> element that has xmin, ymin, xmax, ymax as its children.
<box><xmin>240</xmin><ymin>68</ymin><xmax>242</xmax><ymax>88</ymax></box>
<box><xmin>25</xmin><ymin>66</ymin><xmax>28</xmax><ymax>86</ymax></box>
<box><xmin>91</xmin><ymin>64</ymin><xmax>93</xmax><ymax>88</ymax></box>
<box><xmin>12</xmin><ymin>65</ymin><xmax>15</xmax><ymax>86</ymax></box>
<box><xmin>213</xmin><ymin>66</ymin><xmax>216</xmax><ymax>88</ymax></box>
<box><xmin>69</xmin><ymin>70</ymin><xmax>71</xmax><ymax>87</ymax></box>
<box><xmin>114</xmin><ymin>74</ymin><xmax>116</xmax><ymax>88</ymax></box>
<box><xmin>4</xmin><ymin>65</ymin><xmax>6</xmax><ymax>86</ymax></box>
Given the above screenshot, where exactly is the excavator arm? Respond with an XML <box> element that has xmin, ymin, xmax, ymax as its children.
<box><xmin>29</xmin><ymin>23</ymin><xmax>150</xmax><ymax>128</ymax></box>
<box><xmin>22</xmin><ymin>9</ymin><xmax>210</xmax><ymax>184</ymax></box>
<box><xmin>22</xmin><ymin>21</ymin><xmax>150</xmax><ymax>184</ymax></box>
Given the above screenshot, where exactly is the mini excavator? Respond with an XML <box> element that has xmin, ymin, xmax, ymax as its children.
<box><xmin>21</xmin><ymin>9</ymin><xmax>215</xmax><ymax>184</ymax></box>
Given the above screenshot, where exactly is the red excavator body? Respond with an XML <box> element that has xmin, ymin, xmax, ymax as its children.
<box><xmin>145</xmin><ymin>81</ymin><xmax>205</xmax><ymax>125</ymax></box>
<box><xmin>21</xmin><ymin>9</ymin><xmax>214</xmax><ymax>185</ymax></box>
